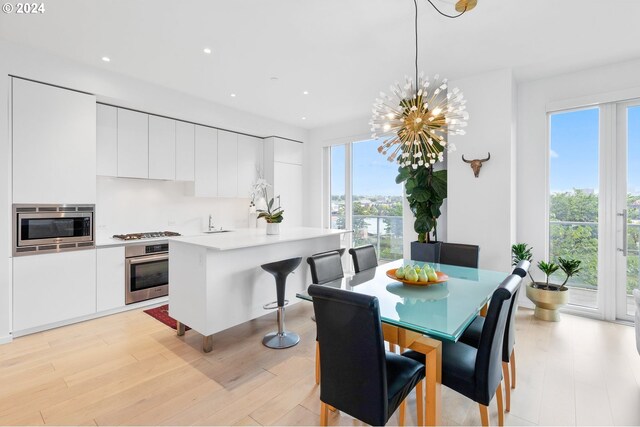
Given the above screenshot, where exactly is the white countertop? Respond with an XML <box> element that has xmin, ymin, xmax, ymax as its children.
<box><xmin>168</xmin><ymin>227</ymin><xmax>351</xmax><ymax>251</ymax></box>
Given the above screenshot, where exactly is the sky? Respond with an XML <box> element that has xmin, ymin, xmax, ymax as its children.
<box><xmin>550</xmin><ymin>106</ymin><xmax>640</xmax><ymax>194</ymax></box>
<box><xmin>331</xmin><ymin>106</ymin><xmax>640</xmax><ymax>198</ymax></box>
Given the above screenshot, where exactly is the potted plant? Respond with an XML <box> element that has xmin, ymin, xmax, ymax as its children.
<box><xmin>396</xmin><ymin>164</ymin><xmax>447</xmax><ymax>262</ymax></box>
<box><xmin>512</xmin><ymin>243</ymin><xmax>581</xmax><ymax>321</ymax></box>
<box><xmin>257</xmin><ymin>197</ymin><xmax>284</xmax><ymax>235</ymax></box>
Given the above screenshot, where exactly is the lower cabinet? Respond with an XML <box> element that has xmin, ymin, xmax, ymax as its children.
<box><xmin>13</xmin><ymin>250</ymin><xmax>97</xmax><ymax>332</ymax></box>
<box><xmin>97</xmin><ymin>246</ymin><xmax>125</xmax><ymax>312</ymax></box>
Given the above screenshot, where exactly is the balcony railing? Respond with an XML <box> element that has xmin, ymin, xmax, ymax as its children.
<box><xmin>331</xmin><ymin>214</ymin><xmax>403</xmax><ymax>263</ymax></box>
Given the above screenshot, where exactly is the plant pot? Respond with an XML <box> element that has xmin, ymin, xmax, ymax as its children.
<box><xmin>266</xmin><ymin>223</ymin><xmax>280</xmax><ymax>235</ymax></box>
<box><xmin>525</xmin><ymin>282</ymin><xmax>569</xmax><ymax>322</ymax></box>
<box><xmin>410</xmin><ymin>241</ymin><xmax>441</xmax><ymax>263</ymax></box>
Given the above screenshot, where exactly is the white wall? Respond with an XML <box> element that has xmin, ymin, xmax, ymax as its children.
<box><xmin>96</xmin><ymin>177</ymin><xmax>252</xmax><ymax>239</ymax></box>
<box><xmin>517</xmin><ymin>57</ymin><xmax>640</xmax><ymax>269</ymax></box>
<box><xmin>0</xmin><ymin>40</ymin><xmax>308</xmax><ymax>343</ymax></box>
<box><xmin>448</xmin><ymin>69</ymin><xmax>517</xmax><ymax>271</ymax></box>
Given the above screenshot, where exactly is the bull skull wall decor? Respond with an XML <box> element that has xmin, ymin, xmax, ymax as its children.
<box><xmin>462</xmin><ymin>152</ymin><xmax>490</xmax><ymax>177</ymax></box>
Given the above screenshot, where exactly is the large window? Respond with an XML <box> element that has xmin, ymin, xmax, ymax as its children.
<box><xmin>328</xmin><ymin>138</ymin><xmax>403</xmax><ymax>264</ymax></box>
<box><xmin>549</xmin><ymin>108</ymin><xmax>600</xmax><ymax>309</ymax></box>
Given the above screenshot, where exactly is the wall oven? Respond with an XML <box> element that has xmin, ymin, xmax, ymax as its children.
<box><xmin>13</xmin><ymin>204</ymin><xmax>95</xmax><ymax>256</ymax></box>
<box><xmin>125</xmin><ymin>243</ymin><xmax>169</xmax><ymax>304</ymax></box>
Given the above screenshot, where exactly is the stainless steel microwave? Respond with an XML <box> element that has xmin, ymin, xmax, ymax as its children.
<box><xmin>13</xmin><ymin>204</ymin><xmax>95</xmax><ymax>256</ymax></box>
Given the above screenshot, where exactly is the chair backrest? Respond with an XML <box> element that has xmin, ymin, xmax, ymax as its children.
<box><xmin>512</xmin><ymin>260</ymin><xmax>530</xmax><ymax>279</ymax></box>
<box><xmin>501</xmin><ymin>261</ymin><xmax>529</xmax><ymax>361</ymax></box>
<box><xmin>474</xmin><ymin>274</ymin><xmax>521</xmax><ymax>406</ymax></box>
<box><xmin>307</xmin><ymin>251</ymin><xmax>344</xmax><ymax>285</ymax></box>
<box><xmin>349</xmin><ymin>245</ymin><xmax>378</xmax><ymax>273</ymax></box>
<box><xmin>308</xmin><ymin>284</ymin><xmax>388</xmax><ymax>426</ymax></box>
<box><xmin>439</xmin><ymin>242</ymin><xmax>480</xmax><ymax>268</ymax></box>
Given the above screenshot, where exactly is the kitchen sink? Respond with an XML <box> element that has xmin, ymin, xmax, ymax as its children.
<box><xmin>203</xmin><ymin>229</ymin><xmax>232</xmax><ymax>234</ymax></box>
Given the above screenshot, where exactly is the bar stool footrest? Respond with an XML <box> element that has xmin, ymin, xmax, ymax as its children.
<box><xmin>263</xmin><ymin>300</ymin><xmax>289</xmax><ymax>310</ymax></box>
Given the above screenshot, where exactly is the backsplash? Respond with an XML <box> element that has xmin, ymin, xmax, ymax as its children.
<box><xmin>96</xmin><ymin>177</ymin><xmax>254</xmax><ymax>237</ymax></box>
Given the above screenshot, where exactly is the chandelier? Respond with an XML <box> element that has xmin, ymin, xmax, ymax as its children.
<box><xmin>370</xmin><ymin>0</ymin><xmax>475</xmax><ymax>169</ymax></box>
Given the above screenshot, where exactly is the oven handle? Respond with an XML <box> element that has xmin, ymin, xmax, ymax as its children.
<box><xmin>128</xmin><ymin>254</ymin><xmax>169</xmax><ymax>265</ymax></box>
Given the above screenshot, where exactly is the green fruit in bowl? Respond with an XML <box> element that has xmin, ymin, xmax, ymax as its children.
<box><xmin>395</xmin><ymin>266</ymin><xmax>405</xmax><ymax>279</ymax></box>
<box><xmin>418</xmin><ymin>269</ymin><xmax>429</xmax><ymax>282</ymax></box>
<box><xmin>427</xmin><ymin>269</ymin><xmax>438</xmax><ymax>282</ymax></box>
<box><xmin>405</xmin><ymin>269</ymin><xmax>419</xmax><ymax>282</ymax></box>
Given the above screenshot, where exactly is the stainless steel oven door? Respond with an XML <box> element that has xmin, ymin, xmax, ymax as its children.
<box><xmin>125</xmin><ymin>253</ymin><xmax>169</xmax><ymax>305</ymax></box>
<box><xmin>17</xmin><ymin>212</ymin><xmax>93</xmax><ymax>247</ymax></box>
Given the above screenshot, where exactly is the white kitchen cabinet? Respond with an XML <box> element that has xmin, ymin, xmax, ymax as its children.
<box><xmin>217</xmin><ymin>130</ymin><xmax>238</xmax><ymax>198</ymax></box>
<box><xmin>13</xmin><ymin>250</ymin><xmax>97</xmax><ymax>332</ymax></box>
<box><xmin>274</xmin><ymin>137</ymin><xmax>303</xmax><ymax>165</ymax></box>
<box><xmin>96</xmin><ymin>104</ymin><xmax>118</xmax><ymax>177</ymax></box>
<box><xmin>117</xmin><ymin>109</ymin><xmax>149</xmax><ymax>179</ymax></box>
<box><xmin>237</xmin><ymin>135</ymin><xmax>263</xmax><ymax>199</ymax></box>
<box><xmin>175</xmin><ymin>121</ymin><xmax>195</xmax><ymax>181</ymax></box>
<box><xmin>274</xmin><ymin>162</ymin><xmax>303</xmax><ymax>227</ymax></box>
<box><xmin>194</xmin><ymin>126</ymin><xmax>218</xmax><ymax>197</ymax></box>
<box><xmin>149</xmin><ymin>116</ymin><xmax>176</xmax><ymax>180</ymax></box>
<box><xmin>97</xmin><ymin>246</ymin><xmax>125</xmax><ymax>312</ymax></box>
<box><xmin>12</xmin><ymin>78</ymin><xmax>96</xmax><ymax>204</ymax></box>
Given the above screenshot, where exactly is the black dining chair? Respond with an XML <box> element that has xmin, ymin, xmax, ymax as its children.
<box><xmin>348</xmin><ymin>244</ymin><xmax>378</xmax><ymax>273</ymax></box>
<box><xmin>458</xmin><ymin>260</ymin><xmax>530</xmax><ymax>413</ymax></box>
<box><xmin>402</xmin><ymin>274</ymin><xmax>522</xmax><ymax>426</ymax></box>
<box><xmin>308</xmin><ymin>284</ymin><xmax>425</xmax><ymax>426</ymax></box>
<box><xmin>307</xmin><ymin>251</ymin><xmax>345</xmax><ymax>285</ymax></box>
<box><xmin>307</xmin><ymin>250</ymin><xmax>345</xmax><ymax>384</ymax></box>
<box><xmin>439</xmin><ymin>242</ymin><xmax>480</xmax><ymax>268</ymax></box>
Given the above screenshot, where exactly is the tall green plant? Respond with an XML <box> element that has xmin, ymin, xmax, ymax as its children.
<box><xmin>396</xmin><ymin>164</ymin><xmax>447</xmax><ymax>243</ymax></box>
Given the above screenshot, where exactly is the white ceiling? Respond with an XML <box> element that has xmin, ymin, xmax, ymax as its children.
<box><xmin>2</xmin><ymin>0</ymin><xmax>640</xmax><ymax>129</ymax></box>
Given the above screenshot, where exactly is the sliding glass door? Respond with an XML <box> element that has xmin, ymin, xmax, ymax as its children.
<box><xmin>327</xmin><ymin>138</ymin><xmax>403</xmax><ymax>264</ymax></box>
<box><xmin>616</xmin><ymin>101</ymin><xmax>640</xmax><ymax>321</ymax></box>
<box><xmin>549</xmin><ymin>108</ymin><xmax>600</xmax><ymax>310</ymax></box>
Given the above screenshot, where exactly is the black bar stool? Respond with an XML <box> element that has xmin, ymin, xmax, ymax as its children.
<box><xmin>261</xmin><ymin>257</ymin><xmax>302</xmax><ymax>349</ymax></box>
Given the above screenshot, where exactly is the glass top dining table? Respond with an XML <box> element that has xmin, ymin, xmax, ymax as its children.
<box><xmin>296</xmin><ymin>259</ymin><xmax>509</xmax><ymax>342</ymax></box>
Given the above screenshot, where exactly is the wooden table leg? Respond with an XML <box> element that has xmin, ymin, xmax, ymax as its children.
<box><xmin>398</xmin><ymin>329</ymin><xmax>442</xmax><ymax>427</ymax></box>
<box><xmin>480</xmin><ymin>302</ymin><xmax>489</xmax><ymax>317</ymax></box>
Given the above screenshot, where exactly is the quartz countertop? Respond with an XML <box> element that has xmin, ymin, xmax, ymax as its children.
<box><xmin>168</xmin><ymin>227</ymin><xmax>351</xmax><ymax>251</ymax></box>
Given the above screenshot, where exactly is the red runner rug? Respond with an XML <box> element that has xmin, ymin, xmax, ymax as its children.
<box><xmin>143</xmin><ymin>304</ymin><xmax>190</xmax><ymax>331</ymax></box>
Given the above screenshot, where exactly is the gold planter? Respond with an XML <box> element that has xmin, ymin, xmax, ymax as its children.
<box><xmin>525</xmin><ymin>282</ymin><xmax>569</xmax><ymax>322</ymax></box>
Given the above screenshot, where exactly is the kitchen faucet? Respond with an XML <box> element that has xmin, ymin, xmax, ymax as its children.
<box><xmin>208</xmin><ymin>214</ymin><xmax>214</xmax><ymax>231</ymax></box>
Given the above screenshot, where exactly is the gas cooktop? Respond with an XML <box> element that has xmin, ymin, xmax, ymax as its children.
<box><xmin>112</xmin><ymin>231</ymin><xmax>181</xmax><ymax>241</ymax></box>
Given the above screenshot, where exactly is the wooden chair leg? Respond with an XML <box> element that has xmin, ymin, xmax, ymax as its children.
<box><xmin>479</xmin><ymin>404</ymin><xmax>489</xmax><ymax>427</ymax></box>
<box><xmin>416</xmin><ymin>380</ymin><xmax>424</xmax><ymax>426</ymax></box>
<box><xmin>502</xmin><ymin>362</ymin><xmax>511</xmax><ymax>412</ymax></box>
<box><xmin>320</xmin><ymin>402</ymin><xmax>329</xmax><ymax>426</ymax></box>
<box><xmin>398</xmin><ymin>399</ymin><xmax>406</xmax><ymax>426</ymax></box>
<box><xmin>496</xmin><ymin>384</ymin><xmax>504</xmax><ymax>426</ymax></box>
<box><xmin>315</xmin><ymin>341</ymin><xmax>320</xmax><ymax>385</ymax></box>
<box><xmin>510</xmin><ymin>349</ymin><xmax>516</xmax><ymax>389</ymax></box>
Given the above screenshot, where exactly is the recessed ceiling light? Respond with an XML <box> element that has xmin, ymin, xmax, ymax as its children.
<box><xmin>230</xmin><ymin>93</ymin><xmax>236</xmax><ymax>97</ymax></box>
<box><xmin>302</xmin><ymin>117</ymin><xmax>307</xmax><ymax>120</ymax></box>
<box><xmin>203</xmin><ymin>48</ymin><xmax>212</xmax><ymax>54</ymax></box>
<box><xmin>101</xmin><ymin>56</ymin><xmax>111</xmax><ymax>62</ymax></box>
<box><xmin>270</xmin><ymin>77</ymin><xmax>279</xmax><ymax>81</ymax></box>
<box><xmin>303</xmin><ymin>91</ymin><xmax>309</xmax><ymax>95</ymax></box>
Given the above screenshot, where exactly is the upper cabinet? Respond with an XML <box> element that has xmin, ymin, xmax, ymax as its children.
<box><xmin>12</xmin><ymin>78</ymin><xmax>96</xmax><ymax>204</ymax></box>
<box><xmin>175</xmin><ymin>121</ymin><xmax>195</xmax><ymax>181</ymax></box>
<box><xmin>217</xmin><ymin>130</ymin><xmax>238</xmax><ymax>198</ymax></box>
<box><xmin>94</xmin><ymin>106</ymin><xmax>268</xmax><ymax>199</ymax></box>
<box><xmin>274</xmin><ymin>137</ymin><xmax>303</xmax><ymax>165</ymax></box>
<box><xmin>237</xmin><ymin>135</ymin><xmax>263</xmax><ymax>199</ymax></box>
<box><xmin>194</xmin><ymin>126</ymin><xmax>218</xmax><ymax>197</ymax></box>
<box><xmin>149</xmin><ymin>115</ymin><xmax>176</xmax><ymax>180</ymax></box>
<box><xmin>96</xmin><ymin>104</ymin><xmax>118</xmax><ymax>177</ymax></box>
<box><xmin>117</xmin><ymin>109</ymin><xmax>148</xmax><ymax>179</ymax></box>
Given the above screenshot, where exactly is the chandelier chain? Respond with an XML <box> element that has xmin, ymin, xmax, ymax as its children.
<box><xmin>425</xmin><ymin>0</ymin><xmax>467</xmax><ymax>19</ymax></box>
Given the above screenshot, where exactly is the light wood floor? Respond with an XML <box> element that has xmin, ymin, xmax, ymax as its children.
<box><xmin>1</xmin><ymin>304</ymin><xmax>639</xmax><ymax>426</ymax></box>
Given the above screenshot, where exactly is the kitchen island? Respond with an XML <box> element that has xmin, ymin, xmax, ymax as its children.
<box><xmin>168</xmin><ymin>227</ymin><xmax>350</xmax><ymax>352</ymax></box>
